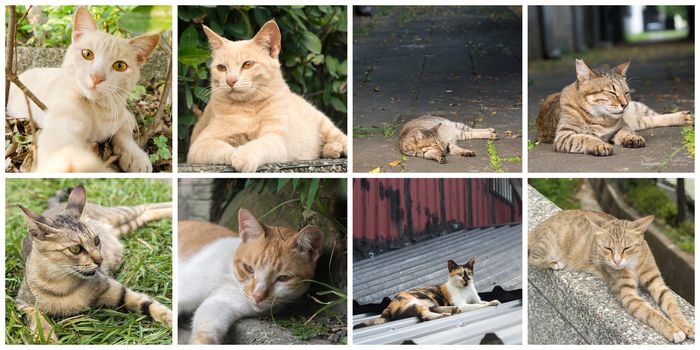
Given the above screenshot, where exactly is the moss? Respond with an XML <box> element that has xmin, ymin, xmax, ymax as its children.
<box><xmin>529</xmin><ymin>179</ymin><xmax>582</xmax><ymax>209</ymax></box>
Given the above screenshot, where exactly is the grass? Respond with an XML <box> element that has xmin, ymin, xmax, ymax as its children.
<box><xmin>487</xmin><ymin>140</ymin><xmax>521</xmax><ymax>172</ymax></box>
<box><xmin>682</xmin><ymin>126</ymin><xmax>694</xmax><ymax>158</ymax></box>
<box><xmin>529</xmin><ymin>178</ymin><xmax>583</xmax><ymax>210</ymax></box>
<box><xmin>353</xmin><ymin>124</ymin><xmax>397</xmax><ymax>139</ymax></box>
<box><xmin>5</xmin><ymin>179</ymin><xmax>172</xmax><ymax>345</ymax></box>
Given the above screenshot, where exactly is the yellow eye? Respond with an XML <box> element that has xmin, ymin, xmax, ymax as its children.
<box><xmin>81</xmin><ymin>49</ymin><xmax>94</xmax><ymax>60</ymax></box>
<box><xmin>112</xmin><ymin>61</ymin><xmax>128</xmax><ymax>72</ymax></box>
<box><xmin>242</xmin><ymin>61</ymin><xmax>254</xmax><ymax>70</ymax></box>
<box><xmin>68</xmin><ymin>245</ymin><xmax>82</xmax><ymax>254</ymax></box>
<box><xmin>216</xmin><ymin>64</ymin><xmax>227</xmax><ymax>72</ymax></box>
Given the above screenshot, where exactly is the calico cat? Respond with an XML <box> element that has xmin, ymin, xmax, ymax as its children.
<box><xmin>6</xmin><ymin>6</ymin><xmax>160</xmax><ymax>172</ymax></box>
<box><xmin>178</xmin><ymin>208</ymin><xmax>324</xmax><ymax>344</ymax></box>
<box><xmin>354</xmin><ymin>257</ymin><xmax>499</xmax><ymax>328</ymax></box>
<box><xmin>536</xmin><ymin>59</ymin><xmax>693</xmax><ymax>156</ymax></box>
<box><xmin>15</xmin><ymin>185</ymin><xmax>173</xmax><ymax>342</ymax></box>
<box><xmin>186</xmin><ymin>20</ymin><xmax>348</xmax><ymax>172</ymax></box>
<box><xmin>528</xmin><ymin>210</ymin><xmax>694</xmax><ymax>343</ymax></box>
<box><xmin>398</xmin><ymin>115</ymin><xmax>497</xmax><ymax>163</ymax></box>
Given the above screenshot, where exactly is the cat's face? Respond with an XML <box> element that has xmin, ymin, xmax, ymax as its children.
<box><xmin>203</xmin><ymin>20</ymin><xmax>284</xmax><ymax>102</ymax></box>
<box><xmin>574</xmin><ymin>59</ymin><xmax>631</xmax><ymax>118</ymax></box>
<box><xmin>64</xmin><ymin>6</ymin><xmax>158</xmax><ymax>102</ymax></box>
<box><xmin>587</xmin><ymin>213</ymin><xmax>654</xmax><ymax>270</ymax></box>
<box><xmin>232</xmin><ymin>208</ymin><xmax>324</xmax><ymax>311</ymax></box>
<box><xmin>413</xmin><ymin>126</ymin><xmax>447</xmax><ymax>163</ymax></box>
<box><xmin>447</xmin><ymin>257</ymin><xmax>476</xmax><ymax>287</ymax></box>
<box><xmin>20</xmin><ymin>185</ymin><xmax>104</xmax><ymax>278</ymax></box>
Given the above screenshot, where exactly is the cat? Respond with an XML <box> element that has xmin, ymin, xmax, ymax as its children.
<box><xmin>528</xmin><ymin>210</ymin><xmax>694</xmax><ymax>343</ymax></box>
<box><xmin>6</xmin><ymin>6</ymin><xmax>160</xmax><ymax>172</ymax></box>
<box><xmin>398</xmin><ymin>115</ymin><xmax>497</xmax><ymax>163</ymax></box>
<box><xmin>178</xmin><ymin>208</ymin><xmax>324</xmax><ymax>344</ymax></box>
<box><xmin>15</xmin><ymin>185</ymin><xmax>173</xmax><ymax>342</ymax></box>
<box><xmin>186</xmin><ymin>20</ymin><xmax>348</xmax><ymax>172</ymax></box>
<box><xmin>535</xmin><ymin>59</ymin><xmax>693</xmax><ymax>156</ymax></box>
<box><xmin>354</xmin><ymin>257</ymin><xmax>500</xmax><ymax>328</ymax></box>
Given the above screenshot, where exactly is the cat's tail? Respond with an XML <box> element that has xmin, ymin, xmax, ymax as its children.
<box><xmin>86</xmin><ymin>202</ymin><xmax>172</xmax><ymax>238</ymax></box>
<box><xmin>353</xmin><ymin>310</ymin><xmax>390</xmax><ymax>329</ymax></box>
<box><xmin>535</xmin><ymin>93</ymin><xmax>561</xmax><ymax>143</ymax></box>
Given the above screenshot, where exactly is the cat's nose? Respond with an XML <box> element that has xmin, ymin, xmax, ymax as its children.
<box><xmin>93</xmin><ymin>255</ymin><xmax>103</xmax><ymax>267</ymax></box>
<box><xmin>226</xmin><ymin>77</ymin><xmax>238</xmax><ymax>88</ymax></box>
<box><xmin>91</xmin><ymin>73</ymin><xmax>106</xmax><ymax>87</ymax></box>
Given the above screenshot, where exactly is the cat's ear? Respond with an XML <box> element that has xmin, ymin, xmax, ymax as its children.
<box><xmin>430</xmin><ymin>123</ymin><xmax>442</xmax><ymax>134</ymax></box>
<box><xmin>253</xmin><ymin>20</ymin><xmax>282</xmax><ymax>58</ymax></box>
<box><xmin>611</xmin><ymin>61</ymin><xmax>630</xmax><ymax>77</ymax></box>
<box><xmin>238</xmin><ymin>208</ymin><xmax>265</xmax><ymax>243</ymax></box>
<box><xmin>575</xmin><ymin>59</ymin><xmax>595</xmax><ymax>82</ymax></box>
<box><xmin>465</xmin><ymin>256</ymin><xmax>477</xmax><ymax>269</ymax></box>
<box><xmin>18</xmin><ymin>205</ymin><xmax>59</xmax><ymax>240</ymax></box>
<box><xmin>292</xmin><ymin>226</ymin><xmax>324</xmax><ymax>262</ymax></box>
<box><xmin>447</xmin><ymin>259</ymin><xmax>458</xmax><ymax>271</ymax></box>
<box><xmin>584</xmin><ymin>211</ymin><xmax>612</xmax><ymax>231</ymax></box>
<box><xmin>72</xmin><ymin>6</ymin><xmax>97</xmax><ymax>42</ymax></box>
<box><xmin>129</xmin><ymin>34</ymin><xmax>160</xmax><ymax>65</ymax></box>
<box><xmin>413</xmin><ymin>130</ymin><xmax>424</xmax><ymax>141</ymax></box>
<box><xmin>65</xmin><ymin>185</ymin><xmax>87</xmax><ymax>218</ymax></box>
<box><xmin>629</xmin><ymin>215</ymin><xmax>654</xmax><ymax>234</ymax></box>
<box><xmin>202</xmin><ymin>25</ymin><xmax>226</xmax><ymax>50</ymax></box>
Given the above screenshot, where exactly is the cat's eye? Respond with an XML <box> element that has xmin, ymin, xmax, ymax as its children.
<box><xmin>113</xmin><ymin>61</ymin><xmax>128</xmax><ymax>72</ymax></box>
<box><xmin>81</xmin><ymin>49</ymin><xmax>94</xmax><ymax>60</ymax></box>
<box><xmin>68</xmin><ymin>245</ymin><xmax>82</xmax><ymax>254</ymax></box>
<box><xmin>242</xmin><ymin>61</ymin><xmax>254</xmax><ymax>70</ymax></box>
<box><xmin>216</xmin><ymin>64</ymin><xmax>227</xmax><ymax>72</ymax></box>
<box><xmin>243</xmin><ymin>263</ymin><xmax>254</xmax><ymax>274</ymax></box>
<box><xmin>277</xmin><ymin>275</ymin><xmax>292</xmax><ymax>282</ymax></box>
<box><xmin>94</xmin><ymin>236</ymin><xmax>100</xmax><ymax>246</ymax></box>
<box><xmin>622</xmin><ymin>246</ymin><xmax>631</xmax><ymax>252</ymax></box>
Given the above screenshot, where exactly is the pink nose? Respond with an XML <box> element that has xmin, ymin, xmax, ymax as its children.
<box><xmin>253</xmin><ymin>289</ymin><xmax>267</xmax><ymax>304</ymax></box>
<box><xmin>614</xmin><ymin>258</ymin><xmax>622</xmax><ymax>266</ymax></box>
<box><xmin>226</xmin><ymin>77</ymin><xmax>238</xmax><ymax>88</ymax></box>
<box><xmin>91</xmin><ymin>74</ymin><xmax>105</xmax><ymax>87</ymax></box>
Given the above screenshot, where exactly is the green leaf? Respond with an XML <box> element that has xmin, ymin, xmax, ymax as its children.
<box><xmin>337</xmin><ymin>59</ymin><xmax>347</xmax><ymax>75</ymax></box>
<box><xmin>330</xmin><ymin>97</ymin><xmax>346</xmax><ymax>113</ymax></box>
<box><xmin>178</xmin><ymin>47</ymin><xmax>210</xmax><ymax>66</ymax></box>
<box><xmin>325</xmin><ymin>56</ymin><xmax>338</xmax><ymax>77</ymax></box>
<box><xmin>276</xmin><ymin>179</ymin><xmax>291</xmax><ymax>192</ymax></box>
<box><xmin>118</xmin><ymin>6</ymin><xmax>172</xmax><ymax>34</ymax></box>
<box><xmin>306</xmin><ymin>178</ymin><xmax>320</xmax><ymax>208</ymax></box>
<box><xmin>179</xmin><ymin>25</ymin><xmax>200</xmax><ymax>49</ymax></box>
<box><xmin>301</xmin><ymin>31</ymin><xmax>322</xmax><ymax>54</ymax></box>
<box><xmin>185</xmin><ymin>85</ymin><xmax>193</xmax><ymax>109</ymax></box>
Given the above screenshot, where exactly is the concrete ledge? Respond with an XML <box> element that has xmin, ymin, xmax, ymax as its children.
<box><xmin>528</xmin><ymin>186</ymin><xmax>695</xmax><ymax>345</ymax></box>
<box><xmin>179</xmin><ymin>159</ymin><xmax>347</xmax><ymax>173</ymax></box>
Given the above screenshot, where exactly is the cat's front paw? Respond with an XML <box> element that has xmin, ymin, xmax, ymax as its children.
<box><xmin>230</xmin><ymin>149</ymin><xmax>260</xmax><ymax>172</ymax></box>
<box><xmin>669</xmin><ymin>330</ymin><xmax>686</xmax><ymax>343</ymax></box>
<box><xmin>120</xmin><ymin>149</ymin><xmax>153</xmax><ymax>172</ymax></box>
<box><xmin>323</xmin><ymin>142</ymin><xmax>344</xmax><ymax>159</ymax></box>
<box><xmin>681</xmin><ymin>111</ymin><xmax>694</xmax><ymax>126</ymax></box>
<box><xmin>459</xmin><ymin>149</ymin><xmax>476</xmax><ymax>157</ymax></box>
<box><xmin>190</xmin><ymin>331</ymin><xmax>218</xmax><ymax>345</ymax></box>
<box><xmin>488</xmin><ymin>128</ymin><xmax>497</xmax><ymax>140</ymax></box>
<box><xmin>589</xmin><ymin>143</ymin><xmax>613</xmax><ymax>156</ymax></box>
<box><xmin>29</xmin><ymin>315</ymin><xmax>58</xmax><ymax>343</ymax></box>
<box><xmin>487</xmin><ymin>300</ymin><xmax>500</xmax><ymax>306</ymax></box>
<box><xmin>621</xmin><ymin>135</ymin><xmax>646</xmax><ymax>148</ymax></box>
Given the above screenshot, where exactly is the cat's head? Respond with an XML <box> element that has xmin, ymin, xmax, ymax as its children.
<box><xmin>586</xmin><ymin>212</ymin><xmax>654</xmax><ymax>270</ymax></box>
<box><xmin>64</xmin><ymin>6</ymin><xmax>159</xmax><ymax>102</ymax></box>
<box><xmin>232</xmin><ymin>208</ymin><xmax>324</xmax><ymax>311</ymax></box>
<box><xmin>574</xmin><ymin>59</ymin><xmax>631</xmax><ymax>118</ymax></box>
<box><xmin>202</xmin><ymin>20</ymin><xmax>285</xmax><ymax>102</ymax></box>
<box><xmin>19</xmin><ymin>185</ymin><xmax>104</xmax><ymax>278</ymax></box>
<box><xmin>413</xmin><ymin>124</ymin><xmax>447</xmax><ymax>163</ymax></box>
<box><xmin>447</xmin><ymin>257</ymin><xmax>476</xmax><ymax>287</ymax></box>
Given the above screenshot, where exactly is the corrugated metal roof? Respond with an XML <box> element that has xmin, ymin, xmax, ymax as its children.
<box><xmin>352</xmin><ymin>224</ymin><xmax>522</xmax><ymax>344</ymax></box>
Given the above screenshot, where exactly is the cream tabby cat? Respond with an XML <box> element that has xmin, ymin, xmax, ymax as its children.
<box><xmin>186</xmin><ymin>20</ymin><xmax>347</xmax><ymax>172</ymax></box>
<box><xmin>398</xmin><ymin>115</ymin><xmax>497</xmax><ymax>163</ymax></box>
<box><xmin>536</xmin><ymin>59</ymin><xmax>693</xmax><ymax>156</ymax></box>
<box><xmin>6</xmin><ymin>6</ymin><xmax>159</xmax><ymax>172</ymax></box>
<box><xmin>529</xmin><ymin>210</ymin><xmax>694</xmax><ymax>343</ymax></box>
<box><xmin>178</xmin><ymin>208</ymin><xmax>324</xmax><ymax>344</ymax></box>
<box><xmin>16</xmin><ymin>185</ymin><xmax>172</xmax><ymax>342</ymax></box>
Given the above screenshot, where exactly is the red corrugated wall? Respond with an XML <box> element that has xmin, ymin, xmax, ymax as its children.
<box><xmin>353</xmin><ymin>179</ymin><xmax>521</xmax><ymax>247</ymax></box>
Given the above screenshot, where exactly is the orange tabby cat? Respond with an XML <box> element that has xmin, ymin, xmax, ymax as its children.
<box><xmin>187</xmin><ymin>20</ymin><xmax>347</xmax><ymax>172</ymax></box>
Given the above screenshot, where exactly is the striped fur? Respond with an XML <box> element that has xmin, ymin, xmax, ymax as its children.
<box><xmin>529</xmin><ymin>210</ymin><xmax>694</xmax><ymax>343</ymax></box>
<box><xmin>536</xmin><ymin>59</ymin><xmax>693</xmax><ymax>156</ymax></box>
<box><xmin>354</xmin><ymin>257</ymin><xmax>499</xmax><ymax>329</ymax></box>
<box><xmin>15</xmin><ymin>185</ymin><xmax>172</xmax><ymax>342</ymax></box>
<box><xmin>399</xmin><ymin>115</ymin><xmax>497</xmax><ymax>163</ymax></box>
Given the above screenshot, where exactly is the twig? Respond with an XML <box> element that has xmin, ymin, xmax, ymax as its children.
<box><xmin>23</xmin><ymin>94</ymin><xmax>38</xmax><ymax>171</ymax></box>
<box><xmin>5</xmin><ymin>6</ymin><xmax>17</xmax><ymax>107</ymax></box>
<box><xmin>6</xmin><ymin>68</ymin><xmax>47</xmax><ymax>111</ymax></box>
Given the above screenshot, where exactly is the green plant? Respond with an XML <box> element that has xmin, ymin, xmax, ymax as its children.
<box><xmin>529</xmin><ymin>178</ymin><xmax>583</xmax><ymax>210</ymax></box>
<box><xmin>682</xmin><ymin>126</ymin><xmax>694</xmax><ymax>158</ymax></box>
<box><xmin>177</xmin><ymin>6</ymin><xmax>347</xmax><ymax>160</ymax></box>
<box><xmin>149</xmin><ymin>135</ymin><xmax>172</xmax><ymax>163</ymax></box>
<box><xmin>528</xmin><ymin>139</ymin><xmax>537</xmax><ymax>151</ymax></box>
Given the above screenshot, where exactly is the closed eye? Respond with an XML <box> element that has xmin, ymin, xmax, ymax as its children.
<box><xmin>622</xmin><ymin>246</ymin><xmax>632</xmax><ymax>252</ymax></box>
<box><xmin>277</xmin><ymin>275</ymin><xmax>292</xmax><ymax>282</ymax></box>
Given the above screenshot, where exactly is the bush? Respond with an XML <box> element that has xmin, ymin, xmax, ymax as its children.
<box><xmin>529</xmin><ymin>178</ymin><xmax>582</xmax><ymax>210</ymax></box>
<box><xmin>177</xmin><ymin>6</ymin><xmax>347</xmax><ymax>160</ymax></box>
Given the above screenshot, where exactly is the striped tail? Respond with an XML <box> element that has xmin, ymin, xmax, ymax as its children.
<box><xmin>354</xmin><ymin>310</ymin><xmax>390</xmax><ymax>329</ymax></box>
<box><xmin>84</xmin><ymin>202</ymin><xmax>172</xmax><ymax>238</ymax></box>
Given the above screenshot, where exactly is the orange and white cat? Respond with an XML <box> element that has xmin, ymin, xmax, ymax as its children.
<box><xmin>178</xmin><ymin>208</ymin><xmax>324</xmax><ymax>344</ymax></box>
<box><xmin>186</xmin><ymin>20</ymin><xmax>347</xmax><ymax>172</ymax></box>
<box><xmin>6</xmin><ymin>6</ymin><xmax>159</xmax><ymax>172</ymax></box>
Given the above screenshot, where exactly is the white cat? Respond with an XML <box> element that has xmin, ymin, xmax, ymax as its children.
<box><xmin>6</xmin><ymin>6</ymin><xmax>159</xmax><ymax>172</ymax></box>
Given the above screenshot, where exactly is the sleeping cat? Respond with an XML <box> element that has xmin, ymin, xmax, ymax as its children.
<box><xmin>16</xmin><ymin>185</ymin><xmax>172</xmax><ymax>342</ymax></box>
<box><xmin>398</xmin><ymin>115</ymin><xmax>497</xmax><ymax>163</ymax></box>
<box><xmin>6</xmin><ymin>6</ymin><xmax>159</xmax><ymax>172</ymax></box>
<box><xmin>178</xmin><ymin>208</ymin><xmax>324</xmax><ymax>344</ymax></box>
<box><xmin>529</xmin><ymin>210</ymin><xmax>694</xmax><ymax>343</ymax></box>
<box><xmin>354</xmin><ymin>257</ymin><xmax>499</xmax><ymax>328</ymax></box>
<box><xmin>186</xmin><ymin>20</ymin><xmax>347</xmax><ymax>172</ymax></box>
<box><xmin>536</xmin><ymin>59</ymin><xmax>693</xmax><ymax>156</ymax></box>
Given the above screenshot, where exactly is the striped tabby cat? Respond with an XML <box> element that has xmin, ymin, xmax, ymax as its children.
<box><xmin>354</xmin><ymin>257</ymin><xmax>499</xmax><ymax>328</ymax></box>
<box><xmin>16</xmin><ymin>185</ymin><xmax>172</xmax><ymax>342</ymax></box>
<box><xmin>529</xmin><ymin>210</ymin><xmax>694</xmax><ymax>343</ymax></box>
<box><xmin>536</xmin><ymin>59</ymin><xmax>693</xmax><ymax>156</ymax></box>
<box><xmin>398</xmin><ymin>115</ymin><xmax>497</xmax><ymax>163</ymax></box>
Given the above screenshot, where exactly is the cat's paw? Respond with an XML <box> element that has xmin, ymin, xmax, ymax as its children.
<box><xmin>322</xmin><ymin>142</ymin><xmax>344</xmax><ymax>159</ymax></box>
<box><xmin>448</xmin><ymin>306</ymin><xmax>461</xmax><ymax>314</ymax></box>
<box><xmin>487</xmin><ymin>300</ymin><xmax>501</xmax><ymax>306</ymax></box>
<box><xmin>230</xmin><ymin>149</ymin><xmax>260</xmax><ymax>172</ymax></box>
<box><xmin>459</xmin><ymin>149</ymin><xmax>476</xmax><ymax>157</ymax></box>
<box><xmin>670</xmin><ymin>330</ymin><xmax>686</xmax><ymax>343</ymax></box>
<box><xmin>488</xmin><ymin>129</ymin><xmax>498</xmax><ymax>140</ymax></box>
<box><xmin>621</xmin><ymin>135</ymin><xmax>646</xmax><ymax>148</ymax></box>
<box><xmin>29</xmin><ymin>315</ymin><xmax>58</xmax><ymax>343</ymax></box>
<box><xmin>152</xmin><ymin>305</ymin><xmax>172</xmax><ymax>326</ymax></box>
<box><xmin>190</xmin><ymin>331</ymin><xmax>218</xmax><ymax>345</ymax></box>
<box><xmin>589</xmin><ymin>143</ymin><xmax>613</xmax><ymax>156</ymax></box>
<box><xmin>120</xmin><ymin>149</ymin><xmax>153</xmax><ymax>173</ymax></box>
<box><xmin>550</xmin><ymin>261</ymin><xmax>566</xmax><ymax>270</ymax></box>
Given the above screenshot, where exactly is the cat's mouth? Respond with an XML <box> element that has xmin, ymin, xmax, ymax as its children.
<box><xmin>74</xmin><ymin>267</ymin><xmax>99</xmax><ymax>278</ymax></box>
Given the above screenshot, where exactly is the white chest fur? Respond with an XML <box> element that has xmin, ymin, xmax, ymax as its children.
<box><xmin>446</xmin><ymin>282</ymin><xmax>482</xmax><ymax>306</ymax></box>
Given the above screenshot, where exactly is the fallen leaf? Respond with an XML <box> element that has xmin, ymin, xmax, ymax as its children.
<box><xmin>369</xmin><ymin>167</ymin><xmax>381</xmax><ymax>173</ymax></box>
<box><xmin>388</xmin><ymin>160</ymin><xmax>401</xmax><ymax>167</ymax></box>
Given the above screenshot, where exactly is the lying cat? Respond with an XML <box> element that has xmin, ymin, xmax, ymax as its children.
<box><xmin>398</xmin><ymin>115</ymin><xmax>497</xmax><ymax>163</ymax></box>
<box><xmin>529</xmin><ymin>210</ymin><xmax>694</xmax><ymax>343</ymax></box>
<box><xmin>354</xmin><ymin>257</ymin><xmax>499</xmax><ymax>328</ymax></box>
<box><xmin>15</xmin><ymin>185</ymin><xmax>172</xmax><ymax>342</ymax></box>
<box><xmin>6</xmin><ymin>6</ymin><xmax>159</xmax><ymax>172</ymax></box>
<box><xmin>178</xmin><ymin>208</ymin><xmax>324</xmax><ymax>344</ymax></box>
<box><xmin>186</xmin><ymin>20</ymin><xmax>347</xmax><ymax>172</ymax></box>
<box><xmin>536</xmin><ymin>59</ymin><xmax>693</xmax><ymax>156</ymax></box>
